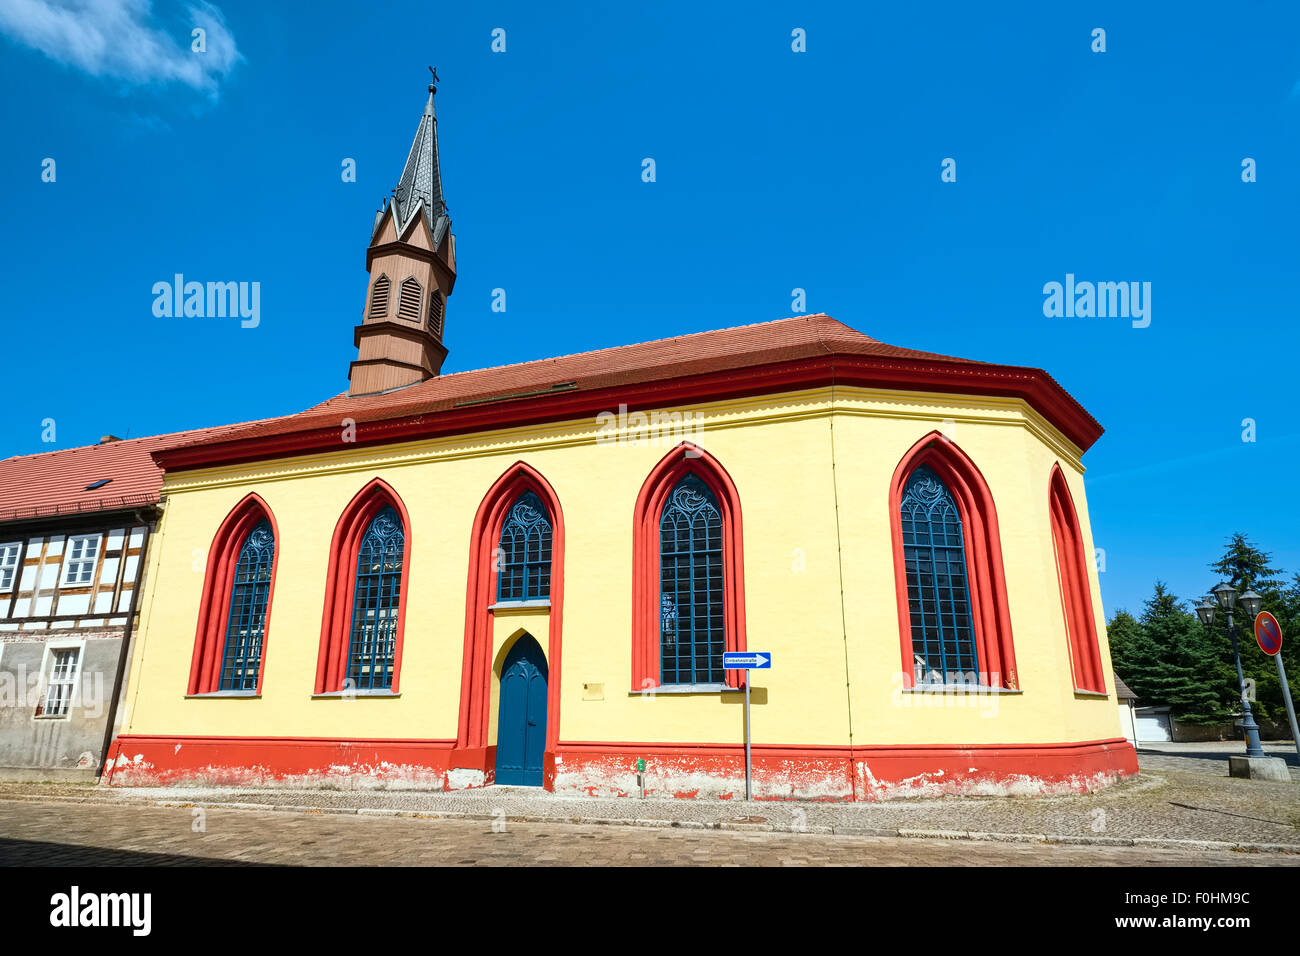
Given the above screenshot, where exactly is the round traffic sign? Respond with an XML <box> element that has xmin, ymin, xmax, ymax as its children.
<box><xmin>1254</xmin><ymin>611</ymin><xmax>1283</xmax><ymax>656</ymax></box>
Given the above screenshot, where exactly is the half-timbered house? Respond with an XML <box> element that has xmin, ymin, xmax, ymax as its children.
<box><xmin>0</xmin><ymin>426</ymin><xmax>254</xmax><ymax>777</ymax></box>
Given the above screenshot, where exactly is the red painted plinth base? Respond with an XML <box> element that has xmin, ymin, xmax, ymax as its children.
<box><xmin>552</xmin><ymin>739</ymin><xmax>1138</xmax><ymax>801</ymax></box>
<box><xmin>104</xmin><ymin>736</ymin><xmax>459</xmax><ymax>789</ymax></box>
<box><xmin>105</xmin><ymin>734</ymin><xmax>1137</xmax><ymax>800</ymax></box>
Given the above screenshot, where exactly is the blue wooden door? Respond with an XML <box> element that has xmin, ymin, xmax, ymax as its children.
<box><xmin>495</xmin><ymin>636</ymin><xmax>548</xmax><ymax>786</ymax></box>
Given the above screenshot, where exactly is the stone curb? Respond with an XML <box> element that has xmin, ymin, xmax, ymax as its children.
<box><xmin>0</xmin><ymin>792</ymin><xmax>1296</xmax><ymax>855</ymax></box>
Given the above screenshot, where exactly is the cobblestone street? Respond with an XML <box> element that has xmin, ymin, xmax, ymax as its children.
<box><xmin>0</xmin><ymin>749</ymin><xmax>1297</xmax><ymax>865</ymax></box>
<box><xmin>1</xmin><ymin>798</ymin><xmax>1296</xmax><ymax>866</ymax></box>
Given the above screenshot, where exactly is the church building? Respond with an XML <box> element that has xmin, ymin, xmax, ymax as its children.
<box><xmin>103</xmin><ymin>77</ymin><xmax>1137</xmax><ymax>799</ymax></box>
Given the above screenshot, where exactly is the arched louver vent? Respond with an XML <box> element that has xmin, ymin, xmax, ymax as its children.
<box><xmin>397</xmin><ymin>277</ymin><xmax>422</xmax><ymax>322</ymax></box>
<box><xmin>428</xmin><ymin>290</ymin><xmax>445</xmax><ymax>338</ymax></box>
<box><xmin>369</xmin><ymin>275</ymin><xmax>390</xmax><ymax>319</ymax></box>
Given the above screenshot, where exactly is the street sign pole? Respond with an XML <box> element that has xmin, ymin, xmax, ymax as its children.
<box><xmin>1254</xmin><ymin>612</ymin><xmax>1299</xmax><ymax>767</ymax></box>
<box><xmin>744</xmin><ymin>675</ymin><xmax>752</xmax><ymax>801</ymax></box>
<box><xmin>721</xmin><ymin>651</ymin><xmax>771</xmax><ymax>802</ymax></box>
<box><xmin>1274</xmin><ymin>654</ymin><xmax>1300</xmax><ymax>766</ymax></box>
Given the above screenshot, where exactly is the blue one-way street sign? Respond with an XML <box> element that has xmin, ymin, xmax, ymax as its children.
<box><xmin>722</xmin><ymin>652</ymin><xmax>771</xmax><ymax>669</ymax></box>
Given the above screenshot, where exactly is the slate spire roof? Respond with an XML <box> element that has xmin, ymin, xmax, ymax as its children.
<box><xmin>379</xmin><ymin>78</ymin><xmax>450</xmax><ymax>247</ymax></box>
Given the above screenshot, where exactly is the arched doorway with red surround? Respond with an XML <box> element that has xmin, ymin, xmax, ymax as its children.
<box><xmin>493</xmin><ymin>631</ymin><xmax>549</xmax><ymax>786</ymax></box>
<box><xmin>451</xmin><ymin>462</ymin><xmax>565</xmax><ymax>789</ymax></box>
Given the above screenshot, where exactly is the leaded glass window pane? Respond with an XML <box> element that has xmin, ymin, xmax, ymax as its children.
<box><xmin>901</xmin><ymin>466</ymin><xmax>979</xmax><ymax>684</ymax></box>
<box><xmin>497</xmin><ymin>491</ymin><xmax>552</xmax><ymax>601</ymax></box>
<box><xmin>346</xmin><ymin>506</ymin><xmax>403</xmax><ymax>691</ymax></box>
<box><xmin>218</xmin><ymin>519</ymin><xmax>274</xmax><ymax>691</ymax></box>
<box><xmin>659</xmin><ymin>474</ymin><xmax>724</xmax><ymax>685</ymax></box>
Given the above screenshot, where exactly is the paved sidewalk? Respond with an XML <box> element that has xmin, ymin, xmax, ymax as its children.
<box><xmin>1</xmin><ymin>752</ymin><xmax>1296</xmax><ymax>854</ymax></box>
<box><xmin>1136</xmin><ymin>742</ymin><xmax>1300</xmax><ymax>779</ymax></box>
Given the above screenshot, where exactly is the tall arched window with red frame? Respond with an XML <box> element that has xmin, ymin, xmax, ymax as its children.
<box><xmin>315</xmin><ymin>479</ymin><xmax>412</xmax><ymax>694</ymax></box>
<box><xmin>632</xmin><ymin>443</ymin><xmax>747</xmax><ymax>691</ymax></box>
<box><xmin>1048</xmin><ymin>464</ymin><xmax>1106</xmax><ymax>694</ymax></box>
<box><xmin>456</xmin><ymin>462</ymin><xmax>565</xmax><ymax>764</ymax></box>
<box><xmin>889</xmin><ymin>432</ymin><xmax>1018</xmax><ymax>690</ymax></box>
<box><xmin>188</xmin><ymin>494</ymin><xmax>279</xmax><ymax>695</ymax></box>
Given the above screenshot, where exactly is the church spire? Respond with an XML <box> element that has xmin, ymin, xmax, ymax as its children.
<box><xmin>349</xmin><ymin>71</ymin><xmax>458</xmax><ymax>397</ymax></box>
<box><xmin>383</xmin><ymin>67</ymin><xmax>450</xmax><ymax>248</ymax></box>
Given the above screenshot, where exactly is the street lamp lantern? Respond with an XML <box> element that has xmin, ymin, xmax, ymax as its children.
<box><xmin>1212</xmin><ymin>582</ymin><xmax>1238</xmax><ymax>610</ymax></box>
<box><xmin>1240</xmin><ymin>590</ymin><xmax>1264</xmax><ymax>618</ymax></box>
<box><xmin>1194</xmin><ymin>598</ymin><xmax>1216</xmax><ymax>626</ymax></box>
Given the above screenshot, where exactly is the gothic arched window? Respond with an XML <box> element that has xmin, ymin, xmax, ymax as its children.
<box><xmin>316</xmin><ymin>480</ymin><xmax>411</xmax><ymax>695</ymax></box>
<box><xmin>659</xmin><ymin>473</ymin><xmax>724</xmax><ymax>685</ymax></box>
<box><xmin>889</xmin><ymin>433</ymin><xmax>1018</xmax><ymax>690</ymax></box>
<box><xmin>900</xmin><ymin>466</ymin><xmax>978</xmax><ymax>685</ymax></box>
<box><xmin>219</xmin><ymin>519</ymin><xmax>275</xmax><ymax>690</ymax></box>
<box><xmin>497</xmin><ymin>491</ymin><xmax>552</xmax><ymax>602</ymax></box>
<box><xmin>346</xmin><ymin>505</ymin><xmax>405</xmax><ymax>691</ymax></box>
<box><xmin>188</xmin><ymin>495</ymin><xmax>279</xmax><ymax>696</ymax></box>
<box><xmin>631</xmin><ymin>444</ymin><xmax>746</xmax><ymax>691</ymax></box>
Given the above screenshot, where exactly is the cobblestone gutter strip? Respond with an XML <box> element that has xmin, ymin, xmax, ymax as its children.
<box><xmin>0</xmin><ymin>794</ymin><xmax>1295</xmax><ymax>856</ymax></box>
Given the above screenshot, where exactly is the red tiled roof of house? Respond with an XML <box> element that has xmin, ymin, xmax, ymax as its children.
<box><xmin>156</xmin><ymin>314</ymin><xmax>1102</xmax><ymax>468</ymax></box>
<box><xmin>0</xmin><ymin>420</ymin><xmax>275</xmax><ymax>525</ymax></box>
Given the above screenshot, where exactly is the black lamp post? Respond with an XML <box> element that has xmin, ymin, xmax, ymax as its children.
<box><xmin>1195</xmin><ymin>584</ymin><xmax>1267</xmax><ymax>758</ymax></box>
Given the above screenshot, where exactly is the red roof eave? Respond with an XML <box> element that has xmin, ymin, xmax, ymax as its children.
<box><xmin>153</xmin><ymin>355</ymin><xmax>1103</xmax><ymax>473</ymax></box>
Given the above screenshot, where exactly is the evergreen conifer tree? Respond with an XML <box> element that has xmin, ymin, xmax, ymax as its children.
<box><xmin>1205</xmin><ymin>534</ymin><xmax>1287</xmax><ymax>723</ymax></box>
<box><xmin>1135</xmin><ymin>583</ymin><xmax>1226</xmax><ymax>724</ymax></box>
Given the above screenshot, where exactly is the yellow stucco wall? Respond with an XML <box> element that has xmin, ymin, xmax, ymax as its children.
<box><xmin>117</xmin><ymin>385</ymin><xmax>1124</xmax><ymax>750</ymax></box>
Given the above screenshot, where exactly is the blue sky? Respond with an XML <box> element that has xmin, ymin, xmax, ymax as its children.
<box><xmin>1</xmin><ymin>1</ymin><xmax>1298</xmax><ymax>618</ymax></box>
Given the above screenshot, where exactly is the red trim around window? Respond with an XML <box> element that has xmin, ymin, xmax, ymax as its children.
<box><xmin>889</xmin><ymin>431</ymin><xmax>1018</xmax><ymax>689</ymax></box>
<box><xmin>314</xmin><ymin>478</ymin><xmax>413</xmax><ymax>694</ymax></box>
<box><xmin>456</xmin><ymin>462</ymin><xmax>565</xmax><ymax>760</ymax></box>
<box><xmin>1048</xmin><ymin>464</ymin><xmax>1105</xmax><ymax>694</ymax></box>
<box><xmin>631</xmin><ymin>443</ymin><xmax>747</xmax><ymax>691</ymax></box>
<box><xmin>187</xmin><ymin>494</ymin><xmax>279</xmax><ymax>695</ymax></box>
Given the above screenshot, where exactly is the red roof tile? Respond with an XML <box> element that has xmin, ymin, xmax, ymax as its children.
<box><xmin>164</xmin><ymin>315</ymin><xmax>978</xmax><ymax>450</ymax></box>
<box><xmin>0</xmin><ymin>420</ymin><xmax>274</xmax><ymax>525</ymax></box>
<box><xmin>0</xmin><ymin>316</ymin><xmax>1102</xmax><ymax>502</ymax></box>
<box><xmin>157</xmin><ymin>315</ymin><xmax>1100</xmax><ymax>468</ymax></box>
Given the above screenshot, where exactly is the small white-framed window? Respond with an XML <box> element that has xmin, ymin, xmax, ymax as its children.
<box><xmin>0</xmin><ymin>542</ymin><xmax>19</xmax><ymax>591</ymax></box>
<box><xmin>62</xmin><ymin>534</ymin><xmax>100</xmax><ymax>586</ymax></box>
<box><xmin>41</xmin><ymin>647</ymin><xmax>81</xmax><ymax>717</ymax></box>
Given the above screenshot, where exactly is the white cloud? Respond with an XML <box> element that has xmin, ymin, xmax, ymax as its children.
<box><xmin>0</xmin><ymin>0</ymin><xmax>242</xmax><ymax>93</ymax></box>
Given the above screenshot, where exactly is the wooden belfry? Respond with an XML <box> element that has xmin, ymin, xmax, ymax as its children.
<box><xmin>348</xmin><ymin>71</ymin><xmax>457</xmax><ymax>396</ymax></box>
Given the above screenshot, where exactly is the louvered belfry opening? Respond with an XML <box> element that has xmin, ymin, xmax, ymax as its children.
<box><xmin>397</xmin><ymin>277</ymin><xmax>422</xmax><ymax>321</ymax></box>
<box><xmin>369</xmin><ymin>275</ymin><xmax>390</xmax><ymax>318</ymax></box>
<box><xmin>428</xmin><ymin>290</ymin><xmax>445</xmax><ymax>339</ymax></box>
